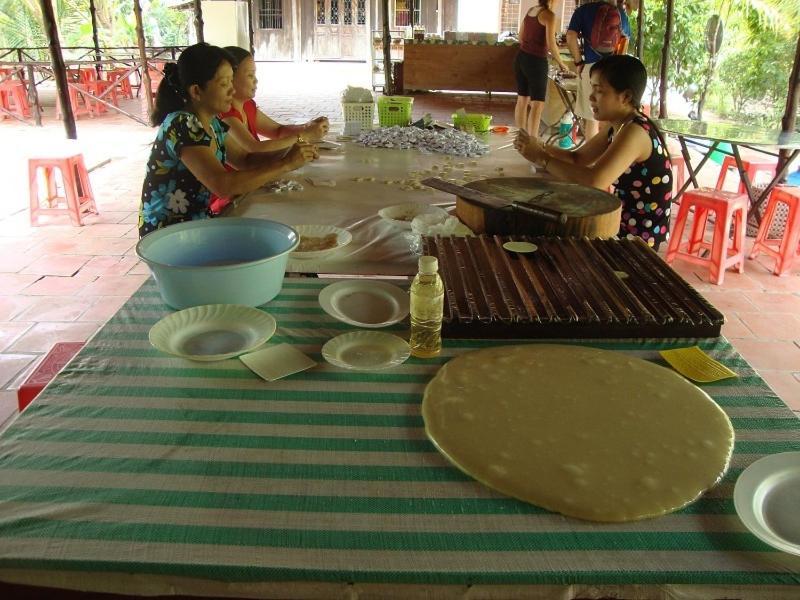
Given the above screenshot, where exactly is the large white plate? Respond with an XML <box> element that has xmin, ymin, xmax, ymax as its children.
<box><xmin>149</xmin><ymin>304</ymin><xmax>277</xmax><ymax>361</ymax></box>
<box><xmin>378</xmin><ymin>203</ymin><xmax>449</xmax><ymax>230</ymax></box>
<box><xmin>291</xmin><ymin>225</ymin><xmax>353</xmax><ymax>260</ymax></box>
<box><xmin>322</xmin><ymin>331</ymin><xmax>410</xmax><ymax>371</ymax></box>
<box><xmin>319</xmin><ymin>280</ymin><xmax>409</xmax><ymax>328</ymax></box>
<box><xmin>734</xmin><ymin>452</ymin><xmax>800</xmax><ymax>555</ymax></box>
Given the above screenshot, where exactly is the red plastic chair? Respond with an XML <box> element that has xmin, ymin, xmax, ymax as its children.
<box><xmin>715</xmin><ymin>155</ymin><xmax>776</xmax><ymax>194</ymax></box>
<box><xmin>29</xmin><ymin>153</ymin><xmax>99</xmax><ymax>226</ymax></box>
<box><xmin>749</xmin><ymin>186</ymin><xmax>800</xmax><ymax>276</ymax></box>
<box><xmin>665</xmin><ymin>188</ymin><xmax>748</xmax><ymax>285</ymax></box>
<box><xmin>0</xmin><ymin>79</ymin><xmax>30</xmax><ymax>119</ymax></box>
<box><xmin>107</xmin><ymin>67</ymin><xmax>133</xmax><ymax>99</ymax></box>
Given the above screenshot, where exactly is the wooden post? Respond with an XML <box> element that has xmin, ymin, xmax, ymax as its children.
<box><xmin>89</xmin><ymin>0</ymin><xmax>102</xmax><ymax>77</ymax></box>
<box><xmin>635</xmin><ymin>0</ymin><xmax>644</xmax><ymax>61</ymax></box>
<box><xmin>38</xmin><ymin>0</ymin><xmax>76</xmax><ymax>139</ymax></box>
<box><xmin>132</xmin><ymin>0</ymin><xmax>154</xmax><ymax>120</ymax></box>
<box><xmin>778</xmin><ymin>33</ymin><xmax>800</xmax><ymax>178</ymax></box>
<box><xmin>194</xmin><ymin>0</ymin><xmax>205</xmax><ymax>43</ymax></box>
<box><xmin>26</xmin><ymin>62</ymin><xmax>42</xmax><ymax>126</ymax></box>
<box><xmin>658</xmin><ymin>0</ymin><xmax>674</xmax><ymax>119</ymax></box>
<box><xmin>381</xmin><ymin>0</ymin><xmax>394</xmax><ymax>95</ymax></box>
<box><xmin>248</xmin><ymin>0</ymin><xmax>255</xmax><ymax>55</ymax></box>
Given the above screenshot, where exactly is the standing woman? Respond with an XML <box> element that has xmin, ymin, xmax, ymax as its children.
<box><xmin>514</xmin><ymin>55</ymin><xmax>673</xmax><ymax>250</ymax></box>
<box><xmin>513</xmin><ymin>0</ymin><xmax>569</xmax><ymax>136</ymax></box>
<box><xmin>139</xmin><ymin>43</ymin><xmax>316</xmax><ymax>237</ymax></box>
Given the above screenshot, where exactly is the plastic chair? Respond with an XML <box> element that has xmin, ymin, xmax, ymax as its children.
<box><xmin>107</xmin><ymin>68</ymin><xmax>133</xmax><ymax>99</ymax></box>
<box><xmin>665</xmin><ymin>187</ymin><xmax>748</xmax><ymax>285</ymax></box>
<box><xmin>749</xmin><ymin>186</ymin><xmax>800</xmax><ymax>276</ymax></box>
<box><xmin>715</xmin><ymin>155</ymin><xmax>776</xmax><ymax>194</ymax></box>
<box><xmin>0</xmin><ymin>80</ymin><xmax>30</xmax><ymax>119</ymax></box>
<box><xmin>29</xmin><ymin>153</ymin><xmax>99</xmax><ymax>226</ymax></box>
<box><xmin>78</xmin><ymin>68</ymin><xmax>118</xmax><ymax>113</ymax></box>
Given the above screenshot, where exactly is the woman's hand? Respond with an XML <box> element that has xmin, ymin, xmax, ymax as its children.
<box><xmin>303</xmin><ymin>116</ymin><xmax>330</xmax><ymax>142</ymax></box>
<box><xmin>514</xmin><ymin>129</ymin><xmax>547</xmax><ymax>165</ymax></box>
<box><xmin>285</xmin><ymin>142</ymin><xmax>318</xmax><ymax>170</ymax></box>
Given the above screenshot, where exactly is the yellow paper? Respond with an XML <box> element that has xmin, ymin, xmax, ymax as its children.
<box><xmin>659</xmin><ymin>346</ymin><xmax>738</xmax><ymax>383</ymax></box>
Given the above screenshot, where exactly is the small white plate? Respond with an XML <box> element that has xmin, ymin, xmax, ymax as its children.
<box><xmin>378</xmin><ymin>203</ymin><xmax>449</xmax><ymax>230</ymax></box>
<box><xmin>322</xmin><ymin>331</ymin><xmax>410</xmax><ymax>371</ymax></box>
<box><xmin>149</xmin><ymin>304</ymin><xmax>277</xmax><ymax>361</ymax></box>
<box><xmin>291</xmin><ymin>225</ymin><xmax>353</xmax><ymax>259</ymax></box>
<box><xmin>319</xmin><ymin>280</ymin><xmax>409</xmax><ymax>328</ymax></box>
<box><xmin>734</xmin><ymin>452</ymin><xmax>800</xmax><ymax>555</ymax></box>
<box><xmin>502</xmin><ymin>241</ymin><xmax>538</xmax><ymax>254</ymax></box>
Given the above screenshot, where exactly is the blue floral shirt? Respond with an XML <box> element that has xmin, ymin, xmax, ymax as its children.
<box><xmin>138</xmin><ymin>111</ymin><xmax>228</xmax><ymax>237</ymax></box>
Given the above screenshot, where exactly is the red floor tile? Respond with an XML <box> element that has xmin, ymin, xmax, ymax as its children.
<box><xmin>720</xmin><ymin>315</ymin><xmax>755</xmax><ymax>340</ymax></box>
<box><xmin>6</xmin><ymin>321</ymin><xmax>101</xmax><ymax>353</ymax></box>
<box><xmin>697</xmin><ymin>290</ymin><xmax>759</xmax><ymax>315</ymax></box>
<box><xmin>738</xmin><ymin>312</ymin><xmax>800</xmax><ymax>341</ymax></box>
<box><xmin>0</xmin><ymin>391</ymin><xmax>18</xmax><ymax>431</ymax></box>
<box><xmin>0</xmin><ymin>274</ymin><xmax>41</xmax><ymax>295</ymax></box>
<box><xmin>21</xmin><ymin>254</ymin><xmax>90</xmax><ymax>277</ymax></box>
<box><xmin>758</xmin><ymin>370</ymin><xmax>800</xmax><ymax>411</ymax></box>
<box><xmin>13</xmin><ymin>297</ymin><xmax>96</xmax><ymax>322</ymax></box>
<box><xmin>0</xmin><ymin>354</ymin><xmax>37</xmax><ymax>388</ymax></box>
<box><xmin>77</xmin><ymin>274</ymin><xmax>148</xmax><ymax>297</ymax></box>
<box><xmin>77</xmin><ymin>296</ymin><xmax>129</xmax><ymax>322</ymax></box>
<box><xmin>79</xmin><ymin>255</ymin><xmax>141</xmax><ymax>276</ymax></box>
<box><xmin>21</xmin><ymin>274</ymin><xmax>95</xmax><ymax>297</ymax></box>
<box><xmin>0</xmin><ymin>297</ymin><xmax>37</xmax><ymax>321</ymax></box>
<box><xmin>742</xmin><ymin>292</ymin><xmax>800</xmax><ymax>313</ymax></box>
<box><xmin>731</xmin><ymin>338</ymin><xmax>800</xmax><ymax>371</ymax></box>
<box><xmin>76</xmin><ymin>223</ymin><xmax>136</xmax><ymax>238</ymax></box>
<box><xmin>0</xmin><ymin>252</ymin><xmax>38</xmax><ymax>273</ymax></box>
<box><xmin>0</xmin><ymin>322</ymin><xmax>32</xmax><ymax>352</ymax></box>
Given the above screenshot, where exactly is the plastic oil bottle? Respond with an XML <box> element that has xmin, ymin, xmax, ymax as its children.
<box><xmin>558</xmin><ymin>112</ymin><xmax>574</xmax><ymax>149</ymax></box>
<box><xmin>409</xmin><ymin>256</ymin><xmax>444</xmax><ymax>358</ymax></box>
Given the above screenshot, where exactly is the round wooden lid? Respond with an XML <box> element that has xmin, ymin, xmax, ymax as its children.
<box><xmin>464</xmin><ymin>177</ymin><xmax>620</xmax><ymax>218</ymax></box>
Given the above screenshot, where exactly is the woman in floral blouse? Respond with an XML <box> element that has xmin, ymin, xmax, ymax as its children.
<box><xmin>139</xmin><ymin>43</ymin><xmax>317</xmax><ymax>237</ymax></box>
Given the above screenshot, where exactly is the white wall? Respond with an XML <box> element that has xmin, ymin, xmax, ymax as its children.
<box><xmin>201</xmin><ymin>0</ymin><xmax>250</xmax><ymax>50</ymax></box>
<box><xmin>457</xmin><ymin>0</ymin><xmax>500</xmax><ymax>32</ymax></box>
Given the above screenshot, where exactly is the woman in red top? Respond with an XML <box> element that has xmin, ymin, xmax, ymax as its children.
<box><xmin>514</xmin><ymin>0</ymin><xmax>568</xmax><ymax>137</ymax></box>
<box><xmin>210</xmin><ymin>47</ymin><xmax>330</xmax><ymax>212</ymax></box>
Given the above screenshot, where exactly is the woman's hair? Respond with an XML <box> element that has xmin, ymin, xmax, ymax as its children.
<box><xmin>151</xmin><ymin>43</ymin><xmax>234</xmax><ymax>126</ymax></box>
<box><xmin>590</xmin><ymin>54</ymin><xmax>670</xmax><ymax>158</ymax></box>
<box><xmin>223</xmin><ymin>46</ymin><xmax>252</xmax><ymax>70</ymax></box>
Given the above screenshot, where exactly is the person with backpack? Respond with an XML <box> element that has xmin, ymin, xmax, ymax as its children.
<box><xmin>567</xmin><ymin>0</ymin><xmax>631</xmax><ymax>140</ymax></box>
<box><xmin>513</xmin><ymin>55</ymin><xmax>673</xmax><ymax>251</ymax></box>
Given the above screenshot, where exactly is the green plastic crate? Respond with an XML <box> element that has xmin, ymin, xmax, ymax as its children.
<box><xmin>377</xmin><ymin>96</ymin><xmax>414</xmax><ymax>127</ymax></box>
<box><xmin>452</xmin><ymin>113</ymin><xmax>493</xmax><ymax>133</ymax></box>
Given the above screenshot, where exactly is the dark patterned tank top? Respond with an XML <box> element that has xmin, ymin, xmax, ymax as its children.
<box><xmin>608</xmin><ymin>114</ymin><xmax>673</xmax><ymax>250</ymax></box>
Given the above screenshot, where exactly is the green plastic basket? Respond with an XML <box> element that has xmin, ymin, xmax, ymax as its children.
<box><xmin>452</xmin><ymin>113</ymin><xmax>493</xmax><ymax>133</ymax></box>
<box><xmin>377</xmin><ymin>96</ymin><xmax>414</xmax><ymax>127</ymax></box>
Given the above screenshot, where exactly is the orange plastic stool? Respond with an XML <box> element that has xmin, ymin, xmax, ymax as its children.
<box><xmin>665</xmin><ymin>188</ymin><xmax>748</xmax><ymax>285</ymax></box>
<box><xmin>56</xmin><ymin>84</ymin><xmax>95</xmax><ymax>119</ymax></box>
<box><xmin>715</xmin><ymin>155</ymin><xmax>776</xmax><ymax>194</ymax></box>
<box><xmin>28</xmin><ymin>153</ymin><xmax>99</xmax><ymax>226</ymax></box>
<box><xmin>668</xmin><ymin>154</ymin><xmax>686</xmax><ymax>194</ymax></box>
<box><xmin>17</xmin><ymin>342</ymin><xmax>85</xmax><ymax>412</ymax></box>
<box><xmin>749</xmin><ymin>186</ymin><xmax>800</xmax><ymax>276</ymax></box>
<box><xmin>0</xmin><ymin>80</ymin><xmax>30</xmax><ymax>119</ymax></box>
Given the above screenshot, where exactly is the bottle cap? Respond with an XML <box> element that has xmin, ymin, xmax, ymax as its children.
<box><xmin>419</xmin><ymin>256</ymin><xmax>438</xmax><ymax>274</ymax></box>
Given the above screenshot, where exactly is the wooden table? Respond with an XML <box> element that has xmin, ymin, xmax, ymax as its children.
<box><xmin>0</xmin><ymin>278</ymin><xmax>799</xmax><ymax>598</ymax></box>
<box><xmin>655</xmin><ymin>119</ymin><xmax>800</xmax><ymax>225</ymax></box>
<box><xmin>402</xmin><ymin>41</ymin><xmax>519</xmax><ymax>94</ymax></box>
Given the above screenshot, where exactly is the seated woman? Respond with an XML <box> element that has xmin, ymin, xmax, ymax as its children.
<box><xmin>139</xmin><ymin>43</ymin><xmax>317</xmax><ymax>238</ymax></box>
<box><xmin>514</xmin><ymin>55</ymin><xmax>673</xmax><ymax>250</ymax></box>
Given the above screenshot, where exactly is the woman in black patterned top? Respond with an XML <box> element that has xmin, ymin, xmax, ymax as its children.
<box><xmin>139</xmin><ymin>43</ymin><xmax>317</xmax><ymax>238</ymax></box>
<box><xmin>514</xmin><ymin>55</ymin><xmax>673</xmax><ymax>250</ymax></box>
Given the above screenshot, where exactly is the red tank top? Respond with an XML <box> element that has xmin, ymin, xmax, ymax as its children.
<box><xmin>219</xmin><ymin>99</ymin><xmax>259</xmax><ymax>140</ymax></box>
<box><xmin>520</xmin><ymin>10</ymin><xmax>548</xmax><ymax>57</ymax></box>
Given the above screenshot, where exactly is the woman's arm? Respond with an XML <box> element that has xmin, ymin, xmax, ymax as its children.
<box><xmin>515</xmin><ymin>125</ymin><xmax>611</xmax><ymax>167</ymax></box>
<box><xmin>254</xmin><ymin>108</ymin><xmax>329</xmax><ymax>142</ymax></box>
<box><xmin>516</xmin><ymin>122</ymin><xmax>651</xmax><ymax>189</ymax></box>
<box><xmin>543</xmin><ymin>11</ymin><xmax>568</xmax><ymax>72</ymax></box>
<box><xmin>180</xmin><ymin>137</ymin><xmax>317</xmax><ymax>198</ymax></box>
<box><xmin>222</xmin><ymin>116</ymin><xmax>299</xmax><ymax>155</ymax></box>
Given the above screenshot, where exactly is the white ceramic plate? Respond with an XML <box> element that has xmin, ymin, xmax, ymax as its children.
<box><xmin>378</xmin><ymin>203</ymin><xmax>449</xmax><ymax>230</ymax></box>
<box><xmin>149</xmin><ymin>304</ymin><xmax>277</xmax><ymax>361</ymax></box>
<box><xmin>319</xmin><ymin>280</ymin><xmax>409</xmax><ymax>328</ymax></box>
<box><xmin>322</xmin><ymin>331</ymin><xmax>410</xmax><ymax>371</ymax></box>
<box><xmin>291</xmin><ymin>225</ymin><xmax>353</xmax><ymax>259</ymax></box>
<box><xmin>734</xmin><ymin>452</ymin><xmax>800</xmax><ymax>555</ymax></box>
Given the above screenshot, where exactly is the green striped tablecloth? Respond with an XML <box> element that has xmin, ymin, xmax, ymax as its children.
<box><xmin>1</xmin><ymin>278</ymin><xmax>799</xmax><ymax>599</ymax></box>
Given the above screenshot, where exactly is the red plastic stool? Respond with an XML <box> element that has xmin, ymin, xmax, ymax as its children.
<box><xmin>715</xmin><ymin>155</ymin><xmax>776</xmax><ymax>194</ymax></box>
<box><xmin>665</xmin><ymin>188</ymin><xmax>748</xmax><ymax>285</ymax></box>
<box><xmin>0</xmin><ymin>80</ymin><xmax>30</xmax><ymax>119</ymax></box>
<box><xmin>29</xmin><ymin>153</ymin><xmax>99</xmax><ymax>226</ymax></box>
<box><xmin>56</xmin><ymin>84</ymin><xmax>94</xmax><ymax>119</ymax></box>
<box><xmin>17</xmin><ymin>342</ymin><xmax>85</xmax><ymax>412</ymax></box>
<box><xmin>749</xmin><ymin>186</ymin><xmax>800</xmax><ymax>276</ymax></box>
<box><xmin>668</xmin><ymin>154</ymin><xmax>686</xmax><ymax>194</ymax></box>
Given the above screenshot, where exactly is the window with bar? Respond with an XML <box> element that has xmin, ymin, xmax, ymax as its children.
<box><xmin>343</xmin><ymin>0</ymin><xmax>353</xmax><ymax>25</ymax></box>
<box><xmin>394</xmin><ymin>0</ymin><xmax>421</xmax><ymax>28</ymax></box>
<box><xmin>357</xmin><ymin>0</ymin><xmax>366</xmax><ymax>25</ymax></box>
<box><xmin>317</xmin><ymin>0</ymin><xmax>325</xmax><ymax>24</ymax></box>
<box><xmin>258</xmin><ymin>0</ymin><xmax>283</xmax><ymax>29</ymax></box>
<box><xmin>331</xmin><ymin>0</ymin><xmax>339</xmax><ymax>24</ymax></box>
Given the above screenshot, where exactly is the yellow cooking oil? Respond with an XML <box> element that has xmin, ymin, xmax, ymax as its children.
<box><xmin>409</xmin><ymin>256</ymin><xmax>444</xmax><ymax>358</ymax></box>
